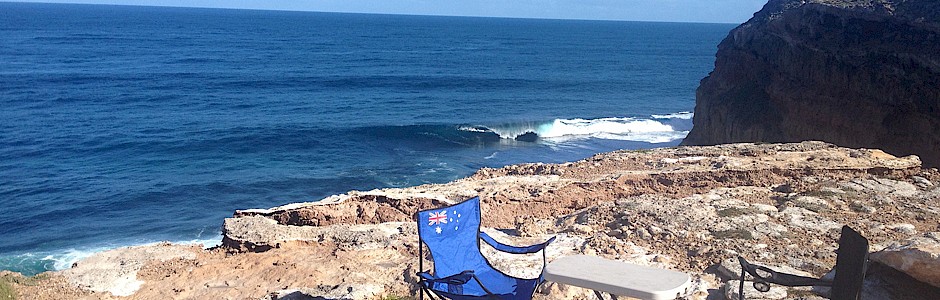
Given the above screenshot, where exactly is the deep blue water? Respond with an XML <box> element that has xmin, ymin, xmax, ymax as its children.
<box><xmin>0</xmin><ymin>2</ymin><xmax>734</xmax><ymax>274</ymax></box>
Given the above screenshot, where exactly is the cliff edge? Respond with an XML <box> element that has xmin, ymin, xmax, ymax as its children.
<box><xmin>8</xmin><ymin>142</ymin><xmax>939</xmax><ymax>300</ymax></box>
<box><xmin>682</xmin><ymin>0</ymin><xmax>940</xmax><ymax>167</ymax></box>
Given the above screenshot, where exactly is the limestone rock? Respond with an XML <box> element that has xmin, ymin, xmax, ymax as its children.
<box><xmin>724</xmin><ymin>280</ymin><xmax>787</xmax><ymax>300</ymax></box>
<box><xmin>912</xmin><ymin>176</ymin><xmax>934</xmax><ymax>188</ymax></box>
<box><xmin>887</xmin><ymin>223</ymin><xmax>918</xmax><ymax>235</ymax></box>
<box><xmin>568</xmin><ymin>224</ymin><xmax>594</xmax><ymax>235</ymax></box>
<box><xmin>780</xmin><ymin>207</ymin><xmax>842</xmax><ymax>232</ymax></box>
<box><xmin>869</xmin><ymin>234</ymin><xmax>940</xmax><ymax>288</ymax></box>
<box><xmin>10</xmin><ymin>142</ymin><xmax>936</xmax><ymax>300</ymax></box>
<box><xmin>222</xmin><ymin>215</ymin><xmax>410</xmax><ymax>252</ymax></box>
<box><xmin>61</xmin><ymin>243</ymin><xmax>198</xmax><ymax>297</ymax></box>
<box><xmin>716</xmin><ymin>258</ymin><xmax>814</xmax><ymax>280</ymax></box>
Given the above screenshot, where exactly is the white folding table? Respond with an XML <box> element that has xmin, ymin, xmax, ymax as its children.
<box><xmin>544</xmin><ymin>255</ymin><xmax>692</xmax><ymax>300</ymax></box>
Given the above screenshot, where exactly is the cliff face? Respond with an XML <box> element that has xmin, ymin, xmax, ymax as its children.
<box><xmin>682</xmin><ymin>0</ymin><xmax>940</xmax><ymax>166</ymax></box>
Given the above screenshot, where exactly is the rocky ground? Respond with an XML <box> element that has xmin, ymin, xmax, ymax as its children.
<box><xmin>3</xmin><ymin>142</ymin><xmax>939</xmax><ymax>300</ymax></box>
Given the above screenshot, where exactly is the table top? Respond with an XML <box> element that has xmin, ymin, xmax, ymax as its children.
<box><xmin>544</xmin><ymin>255</ymin><xmax>692</xmax><ymax>300</ymax></box>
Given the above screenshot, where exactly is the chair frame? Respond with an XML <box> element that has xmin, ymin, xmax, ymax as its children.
<box><xmin>415</xmin><ymin>197</ymin><xmax>555</xmax><ymax>300</ymax></box>
<box><xmin>737</xmin><ymin>225</ymin><xmax>869</xmax><ymax>300</ymax></box>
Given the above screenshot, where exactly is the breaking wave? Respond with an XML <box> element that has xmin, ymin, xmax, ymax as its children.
<box><xmin>460</xmin><ymin>114</ymin><xmax>691</xmax><ymax>144</ymax></box>
<box><xmin>651</xmin><ymin>111</ymin><xmax>693</xmax><ymax>120</ymax></box>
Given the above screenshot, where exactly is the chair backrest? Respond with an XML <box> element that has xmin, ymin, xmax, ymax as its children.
<box><xmin>417</xmin><ymin>197</ymin><xmax>491</xmax><ymax>292</ymax></box>
<box><xmin>831</xmin><ymin>225</ymin><xmax>869</xmax><ymax>300</ymax></box>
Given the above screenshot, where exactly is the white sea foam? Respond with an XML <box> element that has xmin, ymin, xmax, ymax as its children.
<box><xmin>0</xmin><ymin>252</ymin><xmax>76</xmax><ymax>275</ymax></box>
<box><xmin>651</xmin><ymin>111</ymin><xmax>694</xmax><ymax>120</ymax></box>
<box><xmin>178</xmin><ymin>236</ymin><xmax>223</xmax><ymax>249</ymax></box>
<box><xmin>2</xmin><ymin>235</ymin><xmax>223</xmax><ymax>275</ymax></box>
<box><xmin>541</xmin><ymin>118</ymin><xmax>673</xmax><ymax>139</ymax></box>
<box><xmin>13</xmin><ymin>247</ymin><xmax>113</xmax><ymax>272</ymax></box>
<box><xmin>457</xmin><ymin>126</ymin><xmax>488</xmax><ymax>133</ymax></box>
<box><xmin>475</xmin><ymin>116</ymin><xmax>687</xmax><ymax>143</ymax></box>
<box><xmin>47</xmin><ymin>247</ymin><xmax>112</xmax><ymax>270</ymax></box>
<box><xmin>44</xmin><ymin>239</ymin><xmax>223</xmax><ymax>271</ymax></box>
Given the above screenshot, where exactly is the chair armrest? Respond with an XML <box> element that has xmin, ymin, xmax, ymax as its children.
<box><xmin>417</xmin><ymin>270</ymin><xmax>475</xmax><ymax>285</ymax></box>
<box><xmin>738</xmin><ymin>257</ymin><xmax>831</xmax><ymax>287</ymax></box>
<box><xmin>480</xmin><ymin>232</ymin><xmax>555</xmax><ymax>254</ymax></box>
<box><xmin>736</xmin><ymin>257</ymin><xmax>831</xmax><ymax>300</ymax></box>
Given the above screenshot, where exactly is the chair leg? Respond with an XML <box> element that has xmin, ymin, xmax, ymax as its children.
<box><xmin>420</xmin><ymin>286</ymin><xmax>442</xmax><ymax>300</ymax></box>
<box><xmin>592</xmin><ymin>290</ymin><xmax>618</xmax><ymax>300</ymax></box>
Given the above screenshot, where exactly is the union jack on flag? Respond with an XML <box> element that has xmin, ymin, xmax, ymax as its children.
<box><xmin>428</xmin><ymin>211</ymin><xmax>448</xmax><ymax>225</ymax></box>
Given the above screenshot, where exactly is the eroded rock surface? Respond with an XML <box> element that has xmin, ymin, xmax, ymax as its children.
<box><xmin>8</xmin><ymin>142</ymin><xmax>940</xmax><ymax>300</ymax></box>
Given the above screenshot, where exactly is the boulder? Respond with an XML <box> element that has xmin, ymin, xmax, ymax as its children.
<box><xmin>869</xmin><ymin>233</ymin><xmax>940</xmax><ymax>288</ymax></box>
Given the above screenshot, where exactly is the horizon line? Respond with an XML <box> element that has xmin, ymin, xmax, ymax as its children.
<box><xmin>3</xmin><ymin>1</ymin><xmax>745</xmax><ymax>25</ymax></box>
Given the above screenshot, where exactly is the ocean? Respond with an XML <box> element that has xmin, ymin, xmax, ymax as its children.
<box><xmin>0</xmin><ymin>2</ymin><xmax>734</xmax><ymax>275</ymax></box>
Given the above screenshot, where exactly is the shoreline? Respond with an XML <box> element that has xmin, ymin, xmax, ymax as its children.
<box><xmin>0</xmin><ymin>237</ymin><xmax>225</xmax><ymax>277</ymax></box>
<box><xmin>4</xmin><ymin>141</ymin><xmax>939</xmax><ymax>299</ymax></box>
<box><xmin>0</xmin><ymin>112</ymin><xmax>694</xmax><ymax>277</ymax></box>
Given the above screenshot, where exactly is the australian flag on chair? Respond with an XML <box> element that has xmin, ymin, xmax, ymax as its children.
<box><xmin>415</xmin><ymin>196</ymin><xmax>555</xmax><ymax>300</ymax></box>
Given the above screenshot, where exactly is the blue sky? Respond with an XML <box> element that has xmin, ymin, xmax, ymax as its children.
<box><xmin>9</xmin><ymin>0</ymin><xmax>768</xmax><ymax>24</ymax></box>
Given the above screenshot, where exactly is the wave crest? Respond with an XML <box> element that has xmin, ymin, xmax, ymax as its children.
<box><xmin>651</xmin><ymin>111</ymin><xmax>693</xmax><ymax>120</ymax></box>
<box><xmin>462</xmin><ymin>114</ymin><xmax>691</xmax><ymax>143</ymax></box>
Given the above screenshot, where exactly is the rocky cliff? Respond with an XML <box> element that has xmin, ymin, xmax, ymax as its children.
<box><xmin>682</xmin><ymin>0</ymin><xmax>940</xmax><ymax>167</ymax></box>
<box><xmin>6</xmin><ymin>142</ymin><xmax>940</xmax><ymax>300</ymax></box>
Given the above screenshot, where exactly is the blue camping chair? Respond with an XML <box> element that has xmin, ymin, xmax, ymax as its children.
<box><xmin>415</xmin><ymin>197</ymin><xmax>556</xmax><ymax>300</ymax></box>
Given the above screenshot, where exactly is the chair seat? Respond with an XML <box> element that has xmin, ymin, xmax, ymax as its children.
<box><xmin>430</xmin><ymin>276</ymin><xmax>540</xmax><ymax>300</ymax></box>
<box><xmin>425</xmin><ymin>269</ymin><xmax>539</xmax><ymax>299</ymax></box>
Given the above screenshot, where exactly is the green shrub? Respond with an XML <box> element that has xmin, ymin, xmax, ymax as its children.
<box><xmin>0</xmin><ymin>279</ymin><xmax>15</xmax><ymax>300</ymax></box>
<box><xmin>0</xmin><ymin>272</ymin><xmax>54</xmax><ymax>300</ymax></box>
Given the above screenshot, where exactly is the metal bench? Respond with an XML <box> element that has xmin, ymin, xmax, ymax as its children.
<box><xmin>544</xmin><ymin>255</ymin><xmax>691</xmax><ymax>300</ymax></box>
